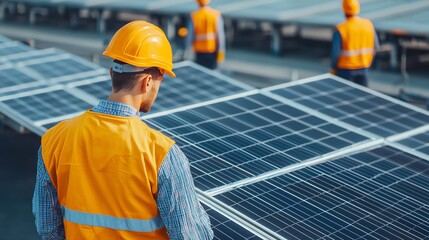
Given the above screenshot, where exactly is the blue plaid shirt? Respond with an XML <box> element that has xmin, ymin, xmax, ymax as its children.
<box><xmin>32</xmin><ymin>100</ymin><xmax>213</xmax><ymax>240</ymax></box>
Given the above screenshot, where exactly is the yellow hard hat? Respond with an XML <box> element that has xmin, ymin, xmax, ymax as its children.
<box><xmin>196</xmin><ymin>0</ymin><xmax>211</xmax><ymax>5</ymax></box>
<box><xmin>103</xmin><ymin>21</ymin><xmax>175</xmax><ymax>78</ymax></box>
<box><xmin>343</xmin><ymin>0</ymin><xmax>360</xmax><ymax>15</ymax></box>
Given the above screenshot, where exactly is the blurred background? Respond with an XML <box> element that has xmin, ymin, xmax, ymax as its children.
<box><xmin>0</xmin><ymin>0</ymin><xmax>428</xmax><ymax>239</ymax></box>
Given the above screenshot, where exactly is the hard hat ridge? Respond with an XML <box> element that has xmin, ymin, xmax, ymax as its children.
<box><xmin>103</xmin><ymin>20</ymin><xmax>175</xmax><ymax>78</ymax></box>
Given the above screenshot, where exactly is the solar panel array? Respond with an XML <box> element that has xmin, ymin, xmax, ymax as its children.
<box><xmin>146</xmin><ymin>93</ymin><xmax>372</xmax><ymax>192</ymax></box>
<box><xmin>1</xmin><ymin>34</ymin><xmax>429</xmax><ymax>239</ymax></box>
<box><xmin>0</xmin><ymin>34</ymin><xmax>252</xmax><ymax>136</ymax></box>
<box><xmin>268</xmin><ymin>77</ymin><xmax>429</xmax><ymax>138</ymax></box>
<box><xmin>213</xmin><ymin>145</ymin><xmax>429</xmax><ymax>239</ymax></box>
<box><xmin>142</xmin><ymin>74</ymin><xmax>429</xmax><ymax>239</ymax></box>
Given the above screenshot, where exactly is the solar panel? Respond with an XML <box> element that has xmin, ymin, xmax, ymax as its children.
<box><xmin>201</xmin><ymin>203</ymin><xmax>264</xmax><ymax>240</ymax></box>
<box><xmin>266</xmin><ymin>76</ymin><xmax>429</xmax><ymax>138</ymax></box>
<box><xmin>0</xmin><ymin>35</ymin><xmax>11</xmax><ymax>43</ymax></box>
<box><xmin>0</xmin><ymin>88</ymin><xmax>93</xmax><ymax>122</ymax></box>
<box><xmin>0</xmin><ymin>48</ymin><xmax>66</xmax><ymax>65</ymax></box>
<box><xmin>393</xmin><ymin>130</ymin><xmax>429</xmax><ymax>158</ymax></box>
<box><xmin>146</xmin><ymin>92</ymin><xmax>372</xmax><ymax>192</ymax></box>
<box><xmin>0</xmin><ymin>41</ymin><xmax>33</xmax><ymax>56</ymax></box>
<box><xmin>74</xmin><ymin>77</ymin><xmax>111</xmax><ymax>100</ymax></box>
<box><xmin>213</xmin><ymin>145</ymin><xmax>429</xmax><ymax>239</ymax></box>
<box><xmin>0</xmin><ymin>66</ymin><xmax>40</xmax><ymax>93</ymax></box>
<box><xmin>75</xmin><ymin>61</ymin><xmax>252</xmax><ymax>114</ymax></box>
<box><xmin>22</xmin><ymin>55</ymin><xmax>102</xmax><ymax>79</ymax></box>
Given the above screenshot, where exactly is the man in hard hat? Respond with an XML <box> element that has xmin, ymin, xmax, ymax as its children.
<box><xmin>185</xmin><ymin>0</ymin><xmax>226</xmax><ymax>69</ymax></box>
<box><xmin>32</xmin><ymin>21</ymin><xmax>214</xmax><ymax>240</ymax></box>
<box><xmin>330</xmin><ymin>0</ymin><xmax>379</xmax><ymax>87</ymax></box>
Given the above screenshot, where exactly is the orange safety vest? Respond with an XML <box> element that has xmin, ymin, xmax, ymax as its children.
<box><xmin>41</xmin><ymin>110</ymin><xmax>174</xmax><ymax>239</ymax></box>
<box><xmin>336</xmin><ymin>16</ymin><xmax>375</xmax><ymax>69</ymax></box>
<box><xmin>191</xmin><ymin>6</ymin><xmax>221</xmax><ymax>53</ymax></box>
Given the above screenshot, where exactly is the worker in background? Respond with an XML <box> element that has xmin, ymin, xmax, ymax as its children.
<box><xmin>330</xmin><ymin>0</ymin><xmax>379</xmax><ymax>87</ymax></box>
<box><xmin>32</xmin><ymin>21</ymin><xmax>214</xmax><ymax>240</ymax></box>
<box><xmin>185</xmin><ymin>0</ymin><xmax>226</xmax><ymax>69</ymax></box>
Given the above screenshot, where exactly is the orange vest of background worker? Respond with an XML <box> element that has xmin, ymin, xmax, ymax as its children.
<box><xmin>32</xmin><ymin>21</ymin><xmax>214</xmax><ymax>240</ymax></box>
<box><xmin>330</xmin><ymin>0</ymin><xmax>379</xmax><ymax>87</ymax></box>
<box><xmin>185</xmin><ymin>0</ymin><xmax>225</xmax><ymax>69</ymax></box>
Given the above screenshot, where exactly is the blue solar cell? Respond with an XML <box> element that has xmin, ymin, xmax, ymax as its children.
<box><xmin>149</xmin><ymin>65</ymin><xmax>251</xmax><ymax>113</ymax></box>
<box><xmin>76</xmin><ymin>80</ymin><xmax>111</xmax><ymax>100</ymax></box>
<box><xmin>200</xmin><ymin>203</ymin><xmax>265</xmax><ymax>239</ymax></box>
<box><xmin>270</xmin><ymin>78</ymin><xmax>429</xmax><ymax>137</ymax></box>
<box><xmin>0</xmin><ymin>68</ymin><xmax>39</xmax><ymax>89</ymax></box>
<box><xmin>397</xmin><ymin>131</ymin><xmax>429</xmax><ymax>157</ymax></box>
<box><xmin>26</xmin><ymin>58</ymin><xmax>97</xmax><ymax>79</ymax></box>
<box><xmin>0</xmin><ymin>42</ymin><xmax>32</xmax><ymax>56</ymax></box>
<box><xmin>2</xmin><ymin>90</ymin><xmax>92</xmax><ymax>121</ymax></box>
<box><xmin>147</xmin><ymin>93</ymin><xmax>369</xmax><ymax>191</ymax></box>
<box><xmin>213</xmin><ymin>146</ymin><xmax>429</xmax><ymax>239</ymax></box>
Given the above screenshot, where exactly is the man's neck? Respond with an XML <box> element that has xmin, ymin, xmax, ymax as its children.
<box><xmin>108</xmin><ymin>93</ymin><xmax>141</xmax><ymax>112</ymax></box>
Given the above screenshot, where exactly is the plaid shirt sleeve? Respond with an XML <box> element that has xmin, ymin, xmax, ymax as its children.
<box><xmin>157</xmin><ymin>144</ymin><xmax>214</xmax><ymax>240</ymax></box>
<box><xmin>32</xmin><ymin>147</ymin><xmax>65</xmax><ymax>240</ymax></box>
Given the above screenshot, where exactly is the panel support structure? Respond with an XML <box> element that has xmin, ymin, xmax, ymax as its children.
<box><xmin>271</xmin><ymin>23</ymin><xmax>282</xmax><ymax>56</ymax></box>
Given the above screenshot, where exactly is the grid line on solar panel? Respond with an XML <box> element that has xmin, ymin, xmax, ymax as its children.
<box><xmin>19</xmin><ymin>54</ymin><xmax>102</xmax><ymax>80</ymax></box>
<box><xmin>389</xmin><ymin>130</ymin><xmax>429</xmax><ymax>162</ymax></box>
<box><xmin>72</xmin><ymin>62</ymin><xmax>252</xmax><ymax>113</ymax></box>
<box><xmin>265</xmin><ymin>76</ymin><xmax>429</xmax><ymax>138</ymax></box>
<box><xmin>212</xmin><ymin>145</ymin><xmax>429</xmax><ymax>239</ymax></box>
<box><xmin>0</xmin><ymin>48</ymin><xmax>65</xmax><ymax>64</ymax></box>
<box><xmin>201</xmin><ymin>203</ymin><xmax>265</xmax><ymax>240</ymax></box>
<box><xmin>0</xmin><ymin>41</ymin><xmax>32</xmax><ymax>56</ymax></box>
<box><xmin>146</xmin><ymin>93</ymin><xmax>371</xmax><ymax>192</ymax></box>
<box><xmin>1</xmin><ymin>88</ymin><xmax>93</xmax><ymax>122</ymax></box>
<box><xmin>0</xmin><ymin>67</ymin><xmax>42</xmax><ymax>92</ymax></box>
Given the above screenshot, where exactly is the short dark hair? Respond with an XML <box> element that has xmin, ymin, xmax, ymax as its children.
<box><xmin>111</xmin><ymin>60</ymin><xmax>163</xmax><ymax>92</ymax></box>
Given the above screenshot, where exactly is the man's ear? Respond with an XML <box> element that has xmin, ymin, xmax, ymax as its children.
<box><xmin>140</xmin><ymin>74</ymin><xmax>153</xmax><ymax>94</ymax></box>
<box><xmin>109</xmin><ymin>68</ymin><xmax>113</xmax><ymax>78</ymax></box>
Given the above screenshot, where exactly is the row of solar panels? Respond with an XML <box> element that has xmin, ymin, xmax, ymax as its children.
<box><xmin>142</xmin><ymin>75</ymin><xmax>429</xmax><ymax>239</ymax></box>
<box><xmin>0</xmin><ymin>38</ymin><xmax>268</xmax><ymax>239</ymax></box>
<box><xmin>5</xmin><ymin>0</ymin><xmax>429</xmax><ymax>36</ymax></box>
<box><xmin>1</xmin><ymin>36</ymin><xmax>429</xmax><ymax>239</ymax></box>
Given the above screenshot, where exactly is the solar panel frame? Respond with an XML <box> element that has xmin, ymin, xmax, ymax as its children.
<box><xmin>198</xmin><ymin>190</ymin><xmax>279</xmax><ymax>240</ymax></box>
<box><xmin>263</xmin><ymin>74</ymin><xmax>429</xmax><ymax>139</ymax></box>
<box><xmin>0</xmin><ymin>48</ymin><xmax>66</xmax><ymax>65</ymax></box>
<box><xmin>388</xmin><ymin>125</ymin><xmax>429</xmax><ymax>161</ymax></box>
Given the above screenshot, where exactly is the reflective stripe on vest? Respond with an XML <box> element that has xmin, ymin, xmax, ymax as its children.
<box><xmin>62</xmin><ymin>206</ymin><xmax>164</xmax><ymax>232</ymax></box>
<box><xmin>195</xmin><ymin>33</ymin><xmax>216</xmax><ymax>41</ymax></box>
<box><xmin>336</xmin><ymin>17</ymin><xmax>375</xmax><ymax>69</ymax></box>
<box><xmin>340</xmin><ymin>48</ymin><xmax>374</xmax><ymax>57</ymax></box>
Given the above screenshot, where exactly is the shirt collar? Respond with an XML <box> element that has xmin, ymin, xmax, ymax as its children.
<box><xmin>92</xmin><ymin>100</ymin><xmax>140</xmax><ymax>117</ymax></box>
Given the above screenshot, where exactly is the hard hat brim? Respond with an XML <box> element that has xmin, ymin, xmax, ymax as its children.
<box><xmin>165</xmin><ymin>69</ymin><xmax>176</xmax><ymax>78</ymax></box>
